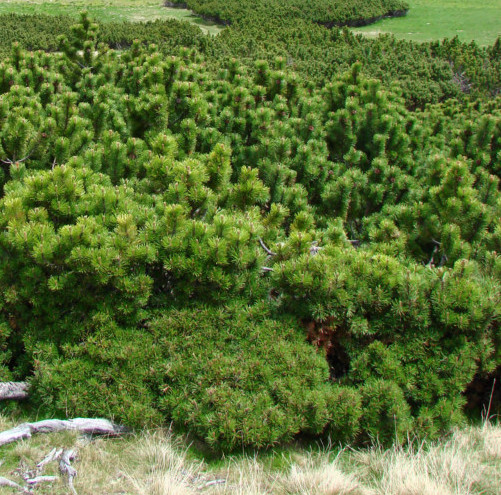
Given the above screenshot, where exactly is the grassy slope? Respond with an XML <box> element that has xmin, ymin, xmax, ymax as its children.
<box><xmin>0</xmin><ymin>413</ymin><xmax>499</xmax><ymax>494</ymax></box>
<box><xmin>353</xmin><ymin>0</ymin><xmax>501</xmax><ymax>46</ymax></box>
<box><xmin>0</xmin><ymin>0</ymin><xmax>222</xmax><ymax>34</ymax></box>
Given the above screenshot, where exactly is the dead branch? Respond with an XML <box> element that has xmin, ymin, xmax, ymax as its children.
<box><xmin>200</xmin><ymin>479</ymin><xmax>226</xmax><ymax>488</ymax></box>
<box><xmin>0</xmin><ymin>426</ymin><xmax>124</xmax><ymax>494</ymax></box>
<box><xmin>258</xmin><ymin>238</ymin><xmax>276</xmax><ymax>256</ymax></box>
<box><xmin>0</xmin><ymin>418</ymin><xmax>128</xmax><ymax>447</ymax></box>
<box><xmin>309</xmin><ymin>245</ymin><xmax>322</xmax><ymax>255</ymax></box>
<box><xmin>60</xmin><ymin>449</ymin><xmax>78</xmax><ymax>495</ymax></box>
<box><xmin>26</xmin><ymin>476</ymin><xmax>58</xmax><ymax>486</ymax></box>
<box><xmin>427</xmin><ymin>245</ymin><xmax>438</xmax><ymax>267</ymax></box>
<box><xmin>0</xmin><ymin>382</ymin><xmax>29</xmax><ymax>401</ymax></box>
<box><xmin>0</xmin><ymin>476</ymin><xmax>27</xmax><ymax>492</ymax></box>
<box><xmin>37</xmin><ymin>448</ymin><xmax>64</xmax><ymax>470</ymax></box>
<box><xmin>0</xmin><ymin>153</ymin><xmax>33</xmax><ymax>166</ymax></box>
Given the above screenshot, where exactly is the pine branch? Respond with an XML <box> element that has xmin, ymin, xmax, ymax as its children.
<box><xmin>1</xmin><ymin>153</ymin><xmax>33</xmax><ymax>165</ymax></box>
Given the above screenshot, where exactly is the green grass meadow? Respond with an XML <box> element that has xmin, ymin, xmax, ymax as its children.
<box><xmin>0</xmin><ymin>0</ymin><xmax>222</xmax><ymax>34</ymax></box>
<box><xmin>354</xmin><ymin>0</ymin><xmax>501</xmax><ymax>46</ymax></box>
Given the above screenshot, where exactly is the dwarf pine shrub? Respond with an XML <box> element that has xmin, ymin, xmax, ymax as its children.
<box><xmin>0</xmin><ymin>13</ymin><xmax>500</xmax><ymax>450</ymax></box>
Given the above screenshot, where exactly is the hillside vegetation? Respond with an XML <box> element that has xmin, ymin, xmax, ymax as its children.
<box><xmin>1</xmin><ymin>13</ymin><xmax>500</xmax><ymax>109</ymax></box>
<box><xmin>170</xmin><ymin>0</ymin><xmax>408</xmax><ymax>26</ymax></box>
<box><xmin>0</xmin><ymin>11</ymin><xmax>500</xmax><ymax>453</ymax></box>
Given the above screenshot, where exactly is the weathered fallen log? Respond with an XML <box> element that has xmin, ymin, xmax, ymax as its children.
<box><xmin>0</xmin><ymin>382</ymin><xmax>29</xmax><ymax>401</ymax></box>
<box><xmin>0</xmin><ymin>418</ymin><xmax>128</xmax><ymax>447</ymax></box>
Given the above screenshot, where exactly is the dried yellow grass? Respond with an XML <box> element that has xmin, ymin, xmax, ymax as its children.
<box><xmin>0</xmin><ymin>416</ymin><xmax>499</xmax><ymax>495</ymax></box>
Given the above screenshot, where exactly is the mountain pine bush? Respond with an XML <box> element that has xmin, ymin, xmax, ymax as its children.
<box><xmin>0</xmin><ymin>13</ymin><xmax>500</xmax><ymax>450</ymax></box>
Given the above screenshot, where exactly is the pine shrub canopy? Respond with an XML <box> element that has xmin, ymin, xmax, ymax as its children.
<box><xmin>0</xmin><ymin>13</ymin><xmax>500</xmax><ymax>450</ymax></box>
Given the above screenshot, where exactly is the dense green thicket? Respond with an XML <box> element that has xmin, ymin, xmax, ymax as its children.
<box><xmin>1</xmin><ymin>13</ymin><xmax>499</xmax><ymax>109</ymax></box>
<box><xmin>34</xmin><ymin>304</ymin><xmax>361</xmax><ymax>450</ymax></box>
<box><xmin>0</xmin><ymin>14</ymin><xmax>500</xmax><ymax>450</ymax></box>
<box><xmin>0</xmin><ymin>14</ymin><xmax>72</xmax><ymax>55</ymax></box>
<box><xmin>0</xmin><ymin>13</ymin><xmax>207</xmax><ymax>57</ymax></box>
<box><xmin>174</xmin><ymin>0</ymin><xmax>407</xmax><ymax>26</ymax></box>
<box><xmin>177</xmin><ymin>0</ymin><xmax>500</xmax><ymax>105</ymax></box>
<box><xmin>209</xmin><ymin>18</ymin><xmax>501</xmax><ymax>107</ymax></box>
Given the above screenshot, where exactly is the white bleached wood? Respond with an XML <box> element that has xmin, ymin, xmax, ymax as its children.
<box><xmin>37</xmin><ymin>448</ymin><xmax>64</xmax><ymax>469</ymax></box>
<box><xmin>0</xmin><ymin>476</ymin><xmax>27</xmax><ymax>492</ymax></box>
<box><xmin>0</xmin><ymin>382</ymin><xmax>29</xmax><ymax>400</ymax></box>
<box><xmin>60</xmin><ymin>449</ymin><xmax>78</xmax><ymax>495</ymax></box>
<box><xmin>26</xmin><ymin>476</ymin><xmax>58</xmax><ymax>485</ymax></box>
<box><xmin>0</xmin><ymin>418</ymin><xmax>127</xmax><ymax>447</ymax></box>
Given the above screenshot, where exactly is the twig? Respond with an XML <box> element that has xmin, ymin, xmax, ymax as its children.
<box><xmin>485</xmin><ymin>378</ymin><xmax>497</xmax><ymax>423</ymax></box>
<box><xmin>199</xmin><ymin>479</ymin><xmax>226</xmax><ymax>489</ymax></box>
<box><xmin>258</xmin><ymin>238</ymin><xmax>276</xmax><ymax>256</ymax></box>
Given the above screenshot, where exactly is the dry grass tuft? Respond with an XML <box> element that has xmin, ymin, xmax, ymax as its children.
<box><xmin>214</xmin><ymin>457</ymin><xmax>273</xmax><ymax>494</ymax></box>
<box><xmin>278</xmin><ymin>455</ymin><xmax>367</xmax><ymax>495</ymax></box>
<box><xmin>352</xmin><ymin>424</ymin><xmax>501</xmax><ymax>495</ymax></box>
<box><xmin>123</xmin><ymin>431</ymin><xmax>201</xmax><ymax>495</ymax></box>
<box><xmin>480</xmin><ymin>421</ymin><xmax>501</xmax><ymax>459</ymax></box>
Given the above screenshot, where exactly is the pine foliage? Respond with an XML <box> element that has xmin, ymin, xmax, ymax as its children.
<box><xmin>0</xmin><ymin>13</ymin><xmax>500</xmax><ymax>450</ymax></box>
